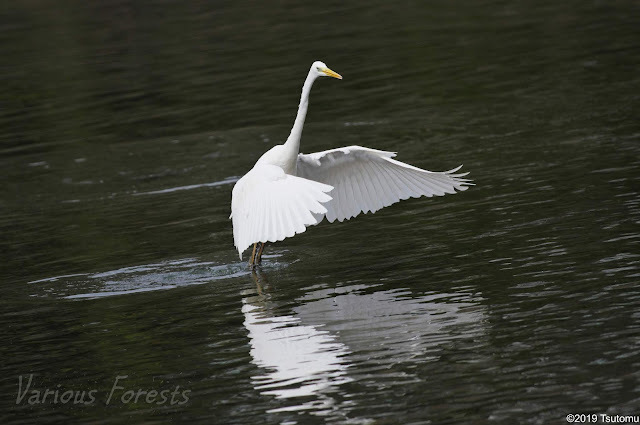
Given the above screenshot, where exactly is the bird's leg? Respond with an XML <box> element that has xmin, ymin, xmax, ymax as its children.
<box><xmin>249</xmin><ymin>243</ymin><xmax>258</xmax><ymax>268</ymax></box>
<box><xmin>256</xmin><ymin>242</ymin><xmax>266</xmax><ymax>264</ymax></box>
<box><xmin>255</xmin><ymin>242</ymin><xmax>262</xmax><ymax>264</ymax></box>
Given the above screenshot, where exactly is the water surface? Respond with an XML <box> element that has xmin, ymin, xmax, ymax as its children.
<box><xmin>2</xmin><ymin>1</ymin><xmax>640</xmax><ymax>424</ymax></box>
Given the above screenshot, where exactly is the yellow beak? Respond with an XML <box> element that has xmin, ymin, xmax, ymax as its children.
<box><xmin>321</xmin><ymin>67</ymin><xmax>343</xmax><ymax>80</ymax></box>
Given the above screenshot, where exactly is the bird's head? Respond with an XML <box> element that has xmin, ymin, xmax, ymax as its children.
<box><xmin>311</xmin><ymin>61</ymin><xmax>342</xmax><ymax>80</ymax></box>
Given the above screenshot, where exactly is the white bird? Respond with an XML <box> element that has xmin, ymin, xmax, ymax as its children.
<box><xmin>231</xmin><ymin>61</ymin><xmax>472</xmax><ymax>266</ymax></box>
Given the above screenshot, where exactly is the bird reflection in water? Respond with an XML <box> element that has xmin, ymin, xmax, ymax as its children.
<box><xmin>242</xmin><ymin>269</ymin><xmax>352</xmax><ymax>415</ymax></box>
<box><xmin>242</xmin><ymin>268</ymin><xmax>487</xmax><ymax>419</ymax></box>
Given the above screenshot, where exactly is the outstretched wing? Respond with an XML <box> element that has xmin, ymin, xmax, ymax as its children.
<box><xmin>297</xmin><ymin>146</ymin><xmax>472</xmax><ymax>223</ymax></box>
<box><xmin>231</xmin><ymin>163</ymin><xmax>333</xmax><ymax>258</ymax></box>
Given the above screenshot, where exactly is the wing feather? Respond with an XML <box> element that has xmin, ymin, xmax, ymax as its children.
<box><xmin>370</xmin><ymin>160</ymin><xmax>397</xmax><ymax>206</ymax></box>
<box><xmin>344</xmin><ymin>172</ymin><xmax>355</xmax><ymax>219</ymax></box>
<box><xmin>360</xmin><ymin>162</ymin><xmax>378</xmax><ymax>213</ymax></box>
<box><xmin>297</xmin><ymin>146</ymin><xmax>472</xmax><ymax>223</ymax></box>
<box><xmin>406</xmin><ymin>168</ymin><xmax>444</xmax><ymax>196</ymax></box>
<box><xmin>391</xmin><ymin>163</ymin><xmax>424</xmax><ymax>197</ymax></box>
<box><xmin>363</xmin><ymin>162</ymin><xmax>382</xmax><ymax>211</ymax></box>
<box><xmin>350</xmin><ymin>165</ymin><xmax>365</xmax><ymax>217</ymax></box>
<box><xmin>337</xmin><ymin>169</ymin><xmax>350</xmax><ymax>220</ymax></box>
<box><xmin>231</xmin><ymin>164</ymin><xmax>333</xmax><ymax>258</ymax></box>
<box><xmin>385</xmin><ymin>165</ymin><xmax>414</xmax><ymax>199</ymax></box>
<box><xmin>354</xmin><ymin>163</ymin><xmax>370</xmax><ymax>215</ymax></box>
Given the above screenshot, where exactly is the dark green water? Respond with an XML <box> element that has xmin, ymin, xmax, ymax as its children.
<box><xmin>2</xmin><ymin>1</ymin><xmax>640</xmax><ymax>424</ymax></box>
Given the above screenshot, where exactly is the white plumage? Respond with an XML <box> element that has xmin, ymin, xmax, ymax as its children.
<box><xmin>297</xmin><ymin>146</ymin><xmax>471</xmax><ymax>223</ymax></box>
<box><xmin>231</xmin><ymin>164</ymin><xmax>332</xmax><ymax>257</ymax></box>
<box><xmin>230</xmin><ymin>61</ymin><xmax>472</xmax><ymax>261</ymax></box>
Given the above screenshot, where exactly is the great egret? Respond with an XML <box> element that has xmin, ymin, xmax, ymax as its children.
<box><xmin>231</xmin><ymin>61</ymin><xmax>472</xmax><ymax>265</ymax></box>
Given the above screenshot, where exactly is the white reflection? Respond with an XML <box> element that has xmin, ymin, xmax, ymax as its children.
<box><xmin>243</xmin><ymin>303</ymin><xmax>351</xmax><ymax>399</ymax></box>
<box><xmin>294</xmin><ymin>285</ymin><xmax>486</xmax><ymax>362</ymax></box>
<box><xmin>242</xmin><ymin>271</ymin><xmax>486</xmax><ymax>420</ymax></box>
<box><xmin>242</xmin><ymin>272</ymin><xmax>351</xmax><ymax>411</ymax></box>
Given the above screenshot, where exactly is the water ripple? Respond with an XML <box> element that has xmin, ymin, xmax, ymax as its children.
<box><xmin>28</xmin><ymin>258</ymin><xmax>253</xmax><ymax>300</ymax></box>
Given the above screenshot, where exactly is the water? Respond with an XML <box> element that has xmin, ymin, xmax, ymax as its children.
<box><xmin>2</xmin><ymin>0</ymin><xmax>640</xmax><ymax>423</ymax></box>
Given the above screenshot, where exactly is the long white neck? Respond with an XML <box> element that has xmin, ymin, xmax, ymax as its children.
<box><xmin>283</xmin><ymin>69</ymin><xmax>317</xmax><ymax>157</ymax></box>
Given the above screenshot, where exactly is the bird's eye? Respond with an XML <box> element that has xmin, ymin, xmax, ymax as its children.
<box><xmin>316</xmin><ymin>67</ymin><xmax>322</xmax><ymax>71</ymax></box>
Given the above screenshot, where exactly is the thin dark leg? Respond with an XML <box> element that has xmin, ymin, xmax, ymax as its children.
<box><xmin>249</xmin><ymin>243</ymin><xmax>258</xmax><ymax>268</ymax></box>
<box><xmin>256</xmin><ymin>242</ymin><xmax>266</xmax><ymax>264</ymax></box>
